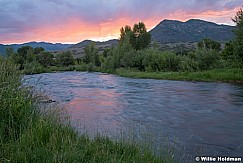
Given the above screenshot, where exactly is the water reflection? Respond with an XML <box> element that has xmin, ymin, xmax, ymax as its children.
<box><xmin>25</xmin><ymin>72</ymin><xmax>243</xmax><ymax>160</ymax></box>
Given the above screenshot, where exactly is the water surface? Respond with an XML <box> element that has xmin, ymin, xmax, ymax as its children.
<box><xmin>25</xmin><ymin>72</ymin><xmax>243</xmax><ymax>160</ymax></box>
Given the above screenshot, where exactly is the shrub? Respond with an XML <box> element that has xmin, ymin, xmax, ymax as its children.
<box><xmin>194</xmin><ymin>49</ymin><xmax>221</xmax><ymax>70</ymax></box>
<box><xmin>142</xmin><ymin>50</ymin><xmax>181</xmax><ymax>72</ymax></box>
<box><xmin>56</xmin><ymin>51</ymin><xmax>75</xmax><ymax>67</ymax></box>
<box><xmin>23</xmin><ymin>61</ymin><xmax>48</xmax><ymax>74</ymax></box>
<box><xmin>179</xmin><ymin>56</ymin><xmax>199</xmax><ymax>72</ymax></box>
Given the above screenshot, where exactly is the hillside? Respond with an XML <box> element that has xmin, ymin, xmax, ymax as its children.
<box><xmin>0</xmin><ymin>44</ymin><xmax>6</xmax><ymax>56</ymax></box>
<box><xmin>150</xmin><ymin>19</ymin><xmax>234</xmax><ymax>43</ymax></box>
<box><xmin>0</xmin><ymin>42</ymin><xmax>72</xmax><ymax>56</ymax></box>
<box><xmin>62</xmin><ymin>39</ymin><xmax>118</xmax><ymax>58</ymax></box>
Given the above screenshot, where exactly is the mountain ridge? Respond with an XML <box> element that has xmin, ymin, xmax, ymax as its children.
<box><xmin>0</xmin><ymin>42</ymin><xmax>72</xmax><ymax>56</ymax></box>
<box><xmin>0</xmin><ymin>19</ymin><xmax>235</xmax><ymax>56</ymax></box>
<box><xmin>150</xmin><ymin>19</ymin><xmax>234</xmax><ymax>43</ymax></box>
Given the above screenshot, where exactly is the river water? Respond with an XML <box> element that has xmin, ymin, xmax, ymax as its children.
<box><xmin>25</xmin><ymin>71</ymin><xmax>243</xmax><ymax>161</ymax></box>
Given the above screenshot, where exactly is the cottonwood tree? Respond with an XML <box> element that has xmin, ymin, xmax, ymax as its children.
<box><xmin>83</xmin><ymin>43</ymin><xmax>100</xmax><ymax>66</ymax></box>
<box><xmin>232</xmin><ymin>7</ymin><xmax>243</xmax><ymax>61</ymax></box>
<box><xmin>119</xmin><ymin>22</ymin><xmax>151</xmax><ymax>50</ymax></box>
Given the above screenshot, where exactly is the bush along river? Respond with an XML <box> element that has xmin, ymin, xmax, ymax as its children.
<box><xmin>25</xmin><ymin>71</ymin><xmax>243</xmax><ymax>161</ymax></box>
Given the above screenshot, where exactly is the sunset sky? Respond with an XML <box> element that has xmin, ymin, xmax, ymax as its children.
<box><xmin>0</xmin><ymin>0</ymin><xmax>242</xmax><ymax>44</ymax></box>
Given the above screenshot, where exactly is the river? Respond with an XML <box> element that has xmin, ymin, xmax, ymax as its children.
<box><xmin>25</xmin><ymin>71</ymin><xmax>243</xmax><ymax>161</ymax></box>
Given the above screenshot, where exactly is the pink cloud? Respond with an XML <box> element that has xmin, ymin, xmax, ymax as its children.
<box><xmin>0</xmin><ymin>0</ymin><xmax>242</xmax><ymax>44</ymax></box>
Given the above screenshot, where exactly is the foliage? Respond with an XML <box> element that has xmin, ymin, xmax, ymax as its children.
<box><xmin>197</xmin><ymin>38</ymin><xmax>221</xmax><ymax>51</ymax></box>
<box><xmin>34</xmin><ymin>47</ymin><xmax>45</xmax><ymax>54</ymax></box>
<box><xmin>119</xmin><ymin>22</ymin><xmax>151</xmax><ymax>50</ymax></box>
<box><xmin>5</xmin><ymin>47</ymin><xmax>14</xmax><ymax>58</ymax></box>
<box><xmin>222</xmin><ymin>41</ymin><xmax>234</xmax><ymax>60</ymax></box>
<box><xmin>194</xmin><ymin>49</ymin><xmax>221</xmax><ymax>70</ymax></box>
<box><xmin>83</xmin><ymin>43</ymin><xmax>100</xmax><ymax>66</ymax></box>
<box><xmin>179</xmin><ymin>55</ymin><xmax>199</xmax><ymax>72</ymax></box>
<box><xmin>232</xmin><ymin>7</ymin><xmax>243</xmax><ymax>61</ymax></box>
<box><xmin>121</xmin><ymin>50</ymin><xmax>145</xmax><ymax>70</ymax></box>
<box><xmin>142</xmin><ymin>50</ymin><xmax>181</xmax><ymax>72</ymax></box>
<box><xmin>23</xmin><ymin>61</ymin><xmax>49</xmax><ymax>74</ymax></box>
<box><xmin>56</xmin><ymin>51</ymin><xmax>75</xmax><ymax>67</ymax></box>
<box><xmin>101</xmin><ymin>55</ymin><xmax>116</xmax><ymax>70</ymax></box>
<box><xmin>0</xmin><ymin>58</ymin><xmax>165</xmax><ymax>163</ymax></box>
<box><xmin>119</xmin><ymin>25</ymin><xmax>133</xmax><ymax>44</ymax></box>
<box><xmin>131</xmin><ymin>22</ymin><xmax>151</xmax><ymax>50</ymax></box>
<box><xmin>102</xmin><ymin>48</ymin><xmax>110</xmax><ymax>58</ymax></box>
<box><xmin>0</xmin><ymin>58</ymin><xmax>32</xmax><ymax>142</ymax></box>
<box><xmin>102</xmin><ymin>37</ymin><xmax>134</xmax><ymax>70</ymax></box>
<box><xmin>116</xmin><ymin>68</ymin><xmax>243</xmax><ymax>82</ymax></box>
<box><xmin>36</xmin><ymin>51</ymin><xmax>54</xmax><ymax>67</ymax></box>
<box><xmin>12</xmin><ymin>46</ymin><xmax>34</xmax><ymax>69</ymax></box>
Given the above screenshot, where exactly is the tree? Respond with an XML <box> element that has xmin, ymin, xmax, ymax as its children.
<box><xmin>83</xmin><ymin>43</ymin><xmax>100</xmax><ymax>66</ymax></box>
<box><xmin>222</xmin><ymin>41</ymin><xmax>234</xmax><ymax>60</ymax></box>
<box><xmin>232</xmin><ymin>7</ymin><xmax>243</xmax><ymax>61</ymax></box>
<box><xmin>26</xmin><ymin>47</ymin><xmax>35</xmax><ymax>63</ymax></box>
<box><xmin>119</xmin><ymin>22</ymin><xmax>151</xmax><ymax>50</ymax></box>
<box><xmin>34</xmin><ymin>47</ymin><xmax>45</xmax><ymax>54</ymax></box>
<box><xmin>197</xmin><ymin>38</ymin><xmax>221</xmax><ymax>51</ymax></box>
<box><xmin>56</xmin><ymin>51</ymin><xmax>75</xmax><ymax>67</ymax></box>
<box><xmin>119</xmin><ymin>25</ymin><xmax>132</xmax><ymax>45</ymax></box>
<box><xmin>13</xmin><ymin>46</ymin><xmax>34</xmax><ymax>69</ymax></box>
<box><xmin>5</xmin><ymin>47</ymin><xmax>14</xmax><ymax>58</ymax></box>
<box><xmin>17</xmin><ymin>46</ymin><xmax>33</xmax><ymax>59</ymax></box>
<box><xmin>103</xmin><ymin>48</ymin><xmax>110</xmax><ymax>58</ymax></box>
<box><xmin>131</xmin><ymin>22</ymin><xmax>151</xmax><ymax>50</ymax></box>
<box><xmin>36</xmin><ymin>51</ymin><xmax>54</xmax><ymax>67</ymax></box>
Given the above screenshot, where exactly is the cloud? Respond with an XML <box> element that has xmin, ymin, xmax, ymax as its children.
<box><xmin>0</xmin><ymin>0</ymin><xmax>242</xmax><ymax>43</ymax></box>
<box><xmin>224</xmin><ymin>0</ymin><xmax>243</xmax><ymax>9</ymax></box>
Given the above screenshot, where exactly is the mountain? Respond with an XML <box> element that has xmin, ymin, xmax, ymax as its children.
<box><xmin>150</xmin><ymin>19</ymin><xmax>235</xmax><ymax>43</ymax></box>
<box><xmin>0</xmin><ymin>42</ymin><xmax>72</xmax><ymax>56</ymax></box>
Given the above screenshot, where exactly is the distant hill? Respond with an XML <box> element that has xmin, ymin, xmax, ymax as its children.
<box><xmin>150</xmin><ymin>19</ymin><xmax>235</xmax><ymax>43</ymax></box>
<box><xmin>59</xmin><ymin>39</ymin><xmax>118</xmax><ymax>58</ymax></box>
<box><xmin>0</xmin><ymin>44</ymin><xmax>6</xmax><ymax>56</ymax></box>
<box><xmin>0</xmin><ymin>42</ymin><xmax>72</xmax><ymax>56</ymax></box>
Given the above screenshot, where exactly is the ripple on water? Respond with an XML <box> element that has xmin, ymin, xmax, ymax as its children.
<box><xmin>25</xmin><ymin>72</ymin><xmax>243</xmax><ymax>159</ymax></box>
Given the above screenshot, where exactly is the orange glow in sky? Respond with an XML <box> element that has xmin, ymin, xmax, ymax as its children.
<box><xmin>0</xmin><ymin>0</ymin><xmax>241</xmax><ymax>44</ymax></box>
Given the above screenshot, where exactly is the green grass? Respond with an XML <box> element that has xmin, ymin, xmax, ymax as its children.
<box><xmin>0</xmin><ymin>58</ymin><xmax>166</xmax><ymax>162</ymax></box>
<box><xmin>22</xmin><ymin>62</ymin><xmax>243</xmax><ymax>83</ymax></box>
<box><xmin>115</xmin><ymin>68</ymin><xmax>243</xmax><ymax>83</ymax></box>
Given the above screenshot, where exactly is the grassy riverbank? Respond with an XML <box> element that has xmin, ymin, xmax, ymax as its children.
<box><xmin>115</xmin><ymin>68</ymin><xmax>243</xmax><ymax>83</ymax></box>
<box><xmin>0</xmin><ymin>59</ymin><xmax>166</xmax><ymax>162</ymax></box>
<box><xmin>24</xmin><ymin>64</ymin><xmax>243</xmax><ymax>83</ymax></box>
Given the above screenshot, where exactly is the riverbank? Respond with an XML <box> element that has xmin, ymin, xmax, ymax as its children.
<box><xmin>0</xmin><ymin>59</ymin><xmax>166</xmax><ymax>162</ymax></box>
<box><xmin>24</xmin><ymin>65</ymin><xmax>243</xmax><ymax>83</ymax></box>
<box><xmin>115</xmin><ymin>68</ymin><xmax>243</xmax><ymax>83</ymax></box>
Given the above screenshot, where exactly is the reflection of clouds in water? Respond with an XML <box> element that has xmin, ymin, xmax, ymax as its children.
<box><xmin>64</xmin><ymin>73</ymin><xmax>126</xmax><ymax>136</ymax></box>
<box><xmin>25</xmin><ymin>72</ymin><xmax>243</xmax><ymax>158</ymax></box>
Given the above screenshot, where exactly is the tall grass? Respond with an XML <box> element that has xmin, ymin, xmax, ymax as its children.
<box><xmin>0</xmin><ymin>58</ymin><xmax>165</xmax><ymax>162</ymax></box>
<box><xmin>116</xmin><ymin>68</ymin><xmax>243</xmax><ymax>83</ymax></box>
